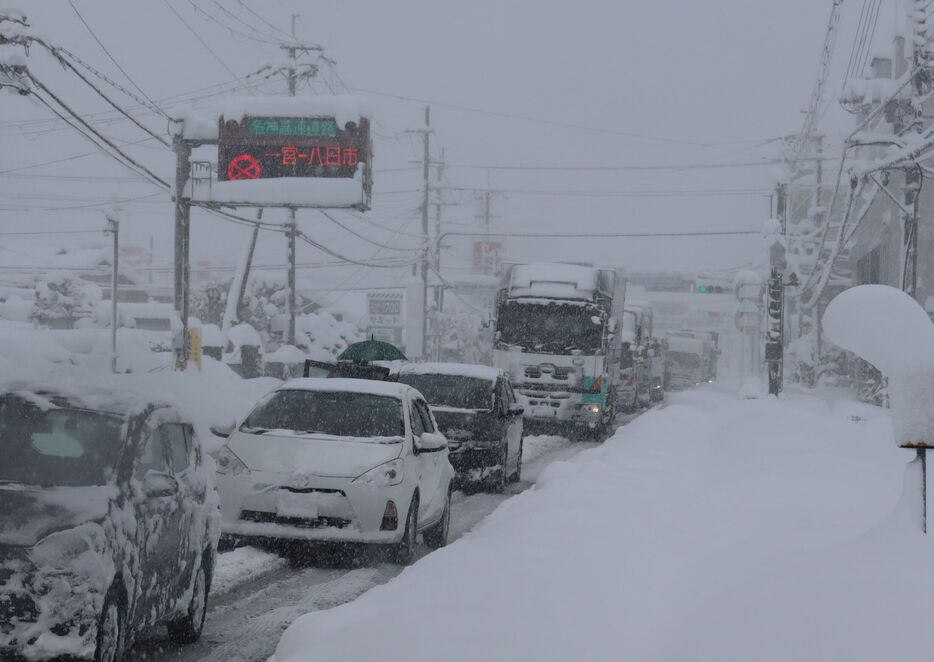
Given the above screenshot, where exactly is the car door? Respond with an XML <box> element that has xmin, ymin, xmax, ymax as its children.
<box><xmin>132</xmin><ymin>419</ymin><xmax>186</xmax><ymax>629</ymax></box>
<box><xmin>164</xmin><ymin>421</ymin><xmax>200</xmax><ymax>601</ymax></box>
<box><xmin>410</xmin><ymin>397</ymin><xmax>445</xmax><ymax>526</ymax></box>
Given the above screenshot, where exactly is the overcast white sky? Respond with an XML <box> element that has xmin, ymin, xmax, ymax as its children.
<box><xmin>0</xmin><ymin>0</ymin><xmax>901</xmax><ymax>305</ymax></box>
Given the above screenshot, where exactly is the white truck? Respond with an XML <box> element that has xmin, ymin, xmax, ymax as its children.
<box><xmin>493</xmin><ymin>262</ymin><xmax>626</xmax><ymax>436</ymax></box>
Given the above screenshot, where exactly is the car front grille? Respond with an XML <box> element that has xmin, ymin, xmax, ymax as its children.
<box><xmin>239</xmin><ymin>510</ymin><xmax>351</xmax><ymax>530</ymax></box>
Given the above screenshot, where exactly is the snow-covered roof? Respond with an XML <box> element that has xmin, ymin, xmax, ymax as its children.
<box><xmin>508</xmin><ymin>263</ymin><xmax>599</xmax><ymax>301</ymax></box>
<box><xmin>0</xmin><ymin>377</ymin><xmax>173</xmax><ymax>417</ymax></box>
<box><xmin>265</xmin><ymin>344</ymin><xmax>307</xmax><ymax>363</ymax></box>
<box><xmin>398</xmin><ymin>362</ymin><xmax>501</xmax><ymax>382</ymax></box>
<box><xmin>278</xmin><ymin>377</ymin><xmax>414</xmax><ymax>400</ymax></box>
<box><xmin>667</xmin><ymin>337</ymin><xmax>706</xmax><ymax>354</ymax></box>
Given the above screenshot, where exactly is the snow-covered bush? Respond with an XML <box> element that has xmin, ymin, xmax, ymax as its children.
<box><xmin>31</xmin><ymin>271</ymin><xmax>102</xmax><ymax>328</ymax></box>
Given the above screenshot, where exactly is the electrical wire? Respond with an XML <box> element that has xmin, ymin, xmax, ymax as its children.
<box><xmin>317</xmin><ymin>210</ymin><xmax>420</xmax><ymax>252</ymax></box>
<box><xmin>160</xmin><ymin>0</ymin><xmax>255</xmax><ymax>93</ymax></box>
<box><xmin>25</xmin><ymin>84</ymin><xmax>170</xmax><ymax>189</ymax></box>
<box><xmin>443</xmin><ymin>158</ymin><xmax>832</xmax><ymax>172</ymax></box>
<box><xmin>236</xmin><ymin>0</ymin><xmax>294</xmax><ymax>40</ymax></box>
<box><xmin>438</xmin><ymin>230</ymin><xmax>761</xmax><ymax>239</ymax></box>
<box><xmin>295</xmin><ymin>229</ymin><xmax>420</xmax><ymax>268</ymax></box>
<box><xmin>66</xmin><ymin>0</ymin><xmax>168</xmax><ymax>118</ymax></box>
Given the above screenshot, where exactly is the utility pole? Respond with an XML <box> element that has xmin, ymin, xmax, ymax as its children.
<box><xmin>104</xmin><ymin>213</ymin><xmax>119</xmax><ymax>374</ymax></box>
<box><xmin>766</xmin><ymin>183</ymin><xmax>787</xmax><ymax>396</ymax></box>
<box><xmin>417</xmin><ymin>106</ymin><xmax>431</xmax><ymax>358</ymax></box>
<box><xmin>173</xmin><ymin>133</ymin><xmax>192</xmax><ymax>371</ymax></box>
<box><xmin>280</xmin><ymin>14</ymin><xmax>312</xmax><ymax>346</ymax></box>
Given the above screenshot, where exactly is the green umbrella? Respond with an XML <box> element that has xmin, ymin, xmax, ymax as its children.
<box><xmin>338</xmin><ymin>338</ymin><xmax>407</xmax><ymax>362</ymax></box>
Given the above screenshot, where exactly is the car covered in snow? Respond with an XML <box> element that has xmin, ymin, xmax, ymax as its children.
<box><xmin>214</xmin><ymin>378</ymin><xmax>455</xmax><ymax>564</ymax></box>
<box><xmin>0</xmin><ymin>383</ymin><xmax>220</xmax><ymax>661</ymax></box>
<box><xmin>397</xmin><ymin>363</ymin><xmax>524</xmax><ymax>492</ymax></box>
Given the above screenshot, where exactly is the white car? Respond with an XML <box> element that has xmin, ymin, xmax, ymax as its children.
<box><xmin>214</xmin><ymin>378</ymin><xmax>455</xmax><ymax>563</ymax></box>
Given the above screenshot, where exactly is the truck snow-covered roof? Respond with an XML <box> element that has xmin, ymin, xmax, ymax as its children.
<box><xmin>506</xmin><ymin>263</ymin><xmax>608</xmax><ymax>301</ymax></box>
<box><xmin>666</xmin><ymin>336</ymin><xmax>706</xmax><ymax>355</ymax></box>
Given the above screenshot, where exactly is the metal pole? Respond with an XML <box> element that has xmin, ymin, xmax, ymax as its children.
<box><xmin>421</xmin><ymin>105</ymin><xmax>430</xmax><ymax>358</ymax></box>
<box><xmin>106</xmin><ymin>216</ymin><xmax>119</xmax><ymax>374</ymax></box>
<box><xmin>920</xmin><ymin>448</ymin><xmax>928</xmax><ymax>533</ymax></box>
<box><xmin>173</xmin><ymin>134</ymin><xmax>192</xmax><ymax>371</ymax></box>
<box><xmin>288</xmin><ymin>212</ymin><xmax>297</xmax><ymax>345</ymax></box>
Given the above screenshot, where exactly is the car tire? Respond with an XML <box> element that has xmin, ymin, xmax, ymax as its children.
<box><xmin>509</xmin><ymin>437</ymin><xmax>523</xmax><ymax>483</ymax></box>
<box><xmin>166</xmin><ymin>557</ymin><xmax>210</xmax><ymax>645</ymax></box>
<box><xmin>487</xmin><ymin>442</ymin><xmax>508</xmax><ymax>494</ymax></box>
<box><xmin>95</xmin><ymin>586</ymin><xmax>125</xmax><ymax>662</ymax></box>
<box><xmin>423</xmin><ymin>489</ymin><xmax>451</xmax><ymax>549</ymax></box>
<box><xmin>392</xmin><ymin>496</ymin><xmax>418</xmax><ymax>565</ymax></box>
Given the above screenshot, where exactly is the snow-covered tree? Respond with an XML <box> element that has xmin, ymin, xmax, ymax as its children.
<box><xmin>32</xmin><ymin>271</ymin><xmax>101</xmax><ymax>328</ymax></box>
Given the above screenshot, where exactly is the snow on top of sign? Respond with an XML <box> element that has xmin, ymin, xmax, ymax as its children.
<box><xmin>196</xmin><ymin>176</ymin><xmax>364</xmax><ymax>208</ymax></box>
<box><xmin>217</xmin><ymin>95</ymin><xmax>369</xmax><ymax>127</ymax></box>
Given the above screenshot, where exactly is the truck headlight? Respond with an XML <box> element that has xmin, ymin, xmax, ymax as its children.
<box><xmin>216</xmin><ymin>446</ymin><xmax>250</xmax><ymax>476</ymax></box>
<box><xmin>354</xmin><ymin>459</ymin><xmax>404</xmax><ymax>487</ymax></box>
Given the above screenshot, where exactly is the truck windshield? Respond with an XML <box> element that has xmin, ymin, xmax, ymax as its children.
<box><xmin>667</xmin><ymin>351</ymin><xmax>701</xmax><ymax>370</ymax></box>
<box><xmin>496</xmin><ymin>301</ymin><xmax>604</xmax><ymax>354</ymax></box>
<box><xmin>0</xmin><ymin>397</ymin><xmax>124</xmax><ymax>487</ymax></box>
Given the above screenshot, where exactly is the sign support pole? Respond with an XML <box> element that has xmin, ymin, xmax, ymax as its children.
<box><xmin>173</xmin><ymin>134</ymin><xmax>192</xmax><ymax>371</ymax></box>
<box><xmin>287</xmin><ymin>209</ymin><xmax>297</xmax><ymax>345</ymax></box>
<box><xmin>920</xmin><ymin>448</ymin><xmax>928</xmax><ymax>534</ymax></box>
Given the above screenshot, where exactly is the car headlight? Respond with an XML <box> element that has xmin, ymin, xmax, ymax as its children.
<box><xmin>30</xmin><ymin>529</ymin><xmax>93</xmax><ymax>568</ymax></box>
<box><xmin>216</xmin><ymin>446</ymin><xmax>250</xmax><ymax>476</ymax></box>
<box><xmin>354</xmin><ymin>459</ymin><xmax>404</xmax><ymax>487</ymax></box>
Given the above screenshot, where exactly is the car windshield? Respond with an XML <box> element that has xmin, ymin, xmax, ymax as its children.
<box><xmin>397</xmin><ymin>374</ymin><xmax>494</xmax><ymax>410</ymax></box>
<box><xmin>0</xmin><ymin>396</ymin><xmax>124</xmax><ymax>487</ymax></box>
<box><xmin>241</xmin><ymin>389</ymin><xmax>404</xmax><ymax>438</ymax></box>
<box><xmin>495</xmin><ymin>301</ymin><xmax>604</xmax><ymax>354</ymax></box>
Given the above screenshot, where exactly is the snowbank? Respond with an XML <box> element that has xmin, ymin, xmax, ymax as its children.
<box><xmin>824</xmin><ymin>284</ymin><xmax>934</xmax><ymax>446</ymax></box>
<box><xmin>272</xmin><ymin>384</ymin><xmax>934</xmax><ymax>662</ymax></box>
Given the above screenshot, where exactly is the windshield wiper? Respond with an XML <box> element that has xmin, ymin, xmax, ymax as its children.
<box><xmin>241</xmin><ymin>426</ymin><xmax>270</xmax><ymax>435</ymax></box>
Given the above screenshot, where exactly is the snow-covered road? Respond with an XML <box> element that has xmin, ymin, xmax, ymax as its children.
<box><xmin>128</xmin><ymin>430</ymin><xmax>611</xmax><ymax>661</ymax></box>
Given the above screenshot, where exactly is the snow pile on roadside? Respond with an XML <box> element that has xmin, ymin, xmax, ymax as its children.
<box><xmin>211</xmin><ymin>546</ymin><xmax>288</xmax><ymax>597</ymax></box>
<box><xmin>272</xmin><ymin>385</ymin><xmax>934</xmax><ymax>662</ymax></box>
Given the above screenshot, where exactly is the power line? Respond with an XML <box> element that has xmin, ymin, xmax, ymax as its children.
<box><xmin>236</xmin><ymin>0</ymin><xmax>293</xmax><ymax>39</ymax></box>
<box><xmin>25</xmin><ymin>83</ymin><xmax>170</xmax><ymax>189</ymax></box>
<box><xmin>440</xmin><ymin>229</ymin><xmax>760</xmax><ymax>239</ymax></box>
<box><xmin>444</xmin><ymin>158</ymin><xmax>833</xmax><ymax>172</ymax></box>
<box><xmin>66</xmin><ymin>0</ymin><xmax>168</xmax><ymax>118</ymax></box>
<box><xmin>160</xmin><ymin>0</ymin><xmax>254</xmax><ymax>93</ymax></box>
<box><xmin>317</xmin><ymin>210</ymin><xmax>421</xmax><ymax>252</ymax></box>
<box><xmin>345</xmin><ymin>84</ymin><xmax>772</xmax><ymax>152</ymax></box>
<box><xmin>436</xmin><ymin>185</ymin><xmax>772</xmax><ymax>198</ymax></box>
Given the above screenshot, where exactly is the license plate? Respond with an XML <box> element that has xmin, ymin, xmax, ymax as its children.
<box><xmin>276</xmin><ymin>490</ymin><xmax>320</xmax><ymax>519</ymax></box>
<box><xmin>531</xmin><ymin>406</ymin><xmax>557</xmax><ymax>418</ymax></box>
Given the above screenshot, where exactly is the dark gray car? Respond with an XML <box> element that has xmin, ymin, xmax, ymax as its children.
<box><xmin>397</xmin><ymin>363</ymin><xmax>523</xmax><ymax>493</ymax></box>
<box><xmin>0</xmin><ymin>385</ymin><xmax>220</xmax><ymax>661</ymax></box>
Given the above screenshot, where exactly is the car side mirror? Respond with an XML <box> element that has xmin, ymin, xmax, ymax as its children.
<box><xmin>508</xmin><ymin>403</ymin><xmax>524</xmax><ymax>416</ymax></box>
<box><xmin>210</xmin><ymin>421</ymin><xmax>235</xmax><ymax>438</ymax></box>
<box><xmin>416</xmin><ymin>432</ymin><xmax>448</xmax><ymax>453</ymax></box>
<box><xmin>142</xmin><ymin>471</ymin><xmax>178</xmax><ymax>498</ymax></box>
